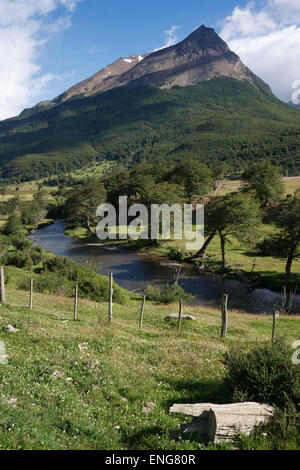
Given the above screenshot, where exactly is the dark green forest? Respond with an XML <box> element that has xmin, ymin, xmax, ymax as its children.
<box><xmin>0</xmin><ymin>77</ymin><xmax>300</xmax><ymax>181</ymax></box>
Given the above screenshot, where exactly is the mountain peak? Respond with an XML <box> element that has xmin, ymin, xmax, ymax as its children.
<box><xmin>178</xmin><ymin>24</ymin><xmax>235</xmax><ymax>57</ymax></box>
<box><xmin>46</xmin><ymin>24</ymin><xmax>270</xmax><ymax>105</ymax></box>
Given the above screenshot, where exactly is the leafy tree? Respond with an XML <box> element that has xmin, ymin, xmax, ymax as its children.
<box><xmin>0</xmin><ymin>234</ymin><xmax>10</xmax><ymax>259</ymax></box>
<box><xmin>104</xmin><ymin>168</ymin><xmax>133</xmax><ymax>206</ymax></box>
<box><xmin>64</xmin><ymin>178</ymin><xmax>107</xmax><ymax>233</ymax></box>
<box><xmin>257</xmin><ymin>191</ymin><xmax>300</xmax><ymax>277</ymax></box>
<box><xmin>21</xmin><ymin>202</ymin><xmax>47</xmax><ymax>233</ymax></box>
<box><xmin>139</xmin><ymin>181</ymin><xmax>186</xmax><ymax>207</ymax></box>
<box><xmin>196</xmin><ymin>193</ymin><xmax>261</xmax><ymax>269</ymax></box>
<box><xmin>33</xmin><ymin>189</ymin><xmax>49</xmax><ymax>209</ymax></box>
<box><xmin>5</xmin><ymin>196</ymin><xmax>23</xmax><ymax>214</ymax></box>
<box><xmin>3</xmin><ymin>214</ymin><xmax>23</xmax><ymax>236</ymax></box>
<box><xmin>242</xmin><ymin>162</ymin><xmax>284</xmax><ymax>207</ymax></box>
<box><xmin>170</xmin><ymin>160</ymin><xmax>213</xmax><ymax>199</ymax></box>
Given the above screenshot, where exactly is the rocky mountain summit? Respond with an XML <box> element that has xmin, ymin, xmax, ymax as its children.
<box><xmin>45</xmin><ymin>25</ymin><xmax>269</xmax><ymax>105</ymax></box>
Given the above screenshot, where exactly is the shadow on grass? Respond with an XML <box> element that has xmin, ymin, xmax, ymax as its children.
<box><xmin>123</xmin><ymin>378</ymin><xmax>231</xmax><ymax>449</ymax></box>
<box><xmin>163</xmin><ymin>377</ymin><xmax>231</xmax><ymax>408</ymax></box>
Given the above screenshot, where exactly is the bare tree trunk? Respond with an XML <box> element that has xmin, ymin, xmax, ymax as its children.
<box><xmin>86</xmin><ymin>217</ymin><xmax>96</xmax><ymax>235</ymax></box>
<box><xmin>285</xmin><ymin>253</ymin><xmax>293</xmax><ymax>278</ymax></box>
<box><xmin>220</xmin><ymin>233</ymin><xmax>226</xmax><ymax>269</ymax></box>
<box><xmin>192</xmin><ymin>230</ymin><xmax>216</xmax><ymax>259</ymax></box>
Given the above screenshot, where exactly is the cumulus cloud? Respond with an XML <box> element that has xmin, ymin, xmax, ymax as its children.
<box><xmin>220</xmin><ymin>1</ymin><xmax>300</xmax><ymax>102</ymax></box>
<box><xmin>154</xmin><ymin>26</ymin><xmax>181</xmax><ymax>51</ymax></box>
<box><xmin>0</xmin><ymin>0</ymin><xmax>83</xmax><ymax>120</ymax></box>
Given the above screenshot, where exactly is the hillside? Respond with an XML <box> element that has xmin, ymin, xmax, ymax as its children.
<box><xmin>0</xmin><ymin>276</ymin><xmax>299</xmax><ymax>450</ymax></box>
<box><xmin>1</xmin><ymin>79</ymin><xmax>300</xmax><ymax>181</ymax></box>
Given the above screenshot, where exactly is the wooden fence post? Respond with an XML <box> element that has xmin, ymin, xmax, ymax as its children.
<box><xmin>272</xmin><ymin>309</ymin><xmax>279</xmax><ymax>342</ymax></box>
<box><xmin>177</xmin><ymin>300</ymin><xmax>183</xmax><ymax>334</ymax></box>
<box><xmin>139</xmin><ymin>295</ymin><xmax>146</xmax><ymax>330</ymax></box>
<box><xmin>221</xmin><ymin>294</ymin><xmax>228</xmax><ymax>338</ymax></box>
<box><xmin>74</xmin><ymin>284</ymin><xmax>78</xmax><ymax>322</ymax></box>
<box><xmin>29</xmin><ymin>278</ymin><xmax>33</xmax><ymax>310</ymax></box>
<box><xmin>108</xmin><ymin>272</ymin><xmax>113</xmax><ymax>323</ymax></box>
<box><xmin>0</xmin><ymin>267</ymin><xmax>6</xmax><ymax>304</ymax></box>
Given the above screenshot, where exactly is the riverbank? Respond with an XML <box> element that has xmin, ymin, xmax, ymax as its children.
<box><xmin>0</xmin><ymin>283</ymin><xmax>299</xmax><ymax>450</ymax></box>
<box><xmin>65</xmin><ymin>224</ymin><xmax>300</xmax><ymax>295</ymax></box>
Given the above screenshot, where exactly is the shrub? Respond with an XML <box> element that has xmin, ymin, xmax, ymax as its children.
<box><xmin>2</xmin><ymin>214</ymin><xmax>23</xmax><ymax>236</ymax></box>
<box><xmin>223</xmin><ymin>338</ymin><xmax>300</xmax><ymax>408</ymax></box>
<box><xmin>30</xmin><ymin>247</ymin><xmax>44</xmax><ymax>265</ymax></box>
<box><xmin>18</xmin><ymin>270</ymin><xmax>126</xmax><ymax>304</ymax></box>
<box><xmin>168</xmin><ymin>247</ymin><xmax>187</xmax><ymax>261</ymax></box>
<box><xmin>78</xmin><ymin>273</ymin><xmax>126</xmax><ymax>304</ymax></box>
<box><xmin>42</xmin><ymin>256</ymin><xmax>81</xmax><ymax>281</ymax></box>
<box><xmin>5</xmin><ymin>252</ymin><xmax>33</xmax><ymax>269</ymax></box>
<box><xmin>42</xmin><ymin>255</ymin><xmax>126</xmax><ymax>303</ymax></box>
<box><xmin>9</xmin><ymin>235</ymin><xmax>33</xmax><ymax>251</ymax></box>
<box><xmin>146</xmin><ymin>283</ymin><xmax>194</xmax><ymax>304</ymax></box>
<box><xmin>18</xmin><ymin>273</ymin><xmax>72</xmax><ymax>297</ymax></box>
<box><xmin>256</xmin><ymin>236</ymin><xmax>285</xmax><ymax>257</ymax></box>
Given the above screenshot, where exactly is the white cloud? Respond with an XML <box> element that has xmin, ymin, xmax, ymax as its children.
<box><xmin>154</xmin><ymin>26</ymin><xmax>181</xmax><ymax>52</ymax></box>
<box><xmin>220</xmin><ymin>1</ymin><xmax>300</xmax><ymax>102</ymax></box>
<box><xmin>271</xmin><ymin>0</ymin><xmax>300</xmax><ymax>23</ymax></box>
<box><xmin>0</xmin><ymin>0</ymin><xmax>83</xmax><ymax>120</ymax></box>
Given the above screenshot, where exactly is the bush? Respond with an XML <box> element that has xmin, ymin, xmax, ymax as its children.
<box><xmin>42</xmin><ymin>256</ymin><xmax>81</xmax><ymax>281</ymax></box>
<box><xmin>5</xmin><ymin>252</ymin><xmax>33</xmax><ymax>269</ymax></box>
<box><xmin>223</xmin><ymin>338</ymin><xmax>300</xmax><ymax>408</ymax></box>
<box><xmin>30</xmin><ymin>247</ymin><xmax>44</xmax><ymax>265</ymax></box>
<box><xmin>168</xmin><ymin>248</ymin><xmax>187</xmax><ymax>261</ymax></box>
<box><xmin>256</xmin><ymin>236</ymin><xmax>285</xmax><ymax>257</ymax></box>
<box><xmin>18</xmin><ymin>269</ymin><xmax>126</xmax><ymax>304</ymax></box>
<box><xmin>18</xmin><ymin>273</ymin><xmax>72</xmax><ymax>297</ymax></box>
<box><xmin>146</xmin><ymin>283</ymin><xmax>194</xmax><ymax>304</ymax></box>
<box><xmin>42</xmin><ymin>255</ymin><xmax>126</xmax><ymax>303</ymax></box>
<box><xmin>9</xmin><ymin>235</ymin><xmax>33</xmax><ymax>251</ymax></box>
<box><xmin>2</xmin><ymin>214</ymin><xmax>23</xmax><ymax>236</ymax></box>
<box><xmin>78</xmin><ymin>273</ymin><xmax>126</xmax><ymax>304</ymax></box>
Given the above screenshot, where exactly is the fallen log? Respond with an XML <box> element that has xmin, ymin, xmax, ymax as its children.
<box><xmin>170</xmin><ymin>402</ymin><xmax>274</xmax><ymax>443</ymax></box>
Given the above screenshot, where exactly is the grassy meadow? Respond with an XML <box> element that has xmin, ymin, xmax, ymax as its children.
<box><xmin>0</xmin><ymin>269</ymin><xmax>299</xmax><ymax>450</ymax></box>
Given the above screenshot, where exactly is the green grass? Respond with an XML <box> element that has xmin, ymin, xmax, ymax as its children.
<box><xmin>0</xmin><ymin>272</ymin><xmax>299</xmax><ymax>450</ymax></box>
<box><xmin>218</xmin><ymin>176</ymin><xmax>300</xmax><ymax>196</ymax></box>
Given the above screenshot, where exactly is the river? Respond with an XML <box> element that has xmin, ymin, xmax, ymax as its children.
<box><xmin>29</xmin><ymin>220</ymin><xmax>300</xmax><ymax>314</ymax></box>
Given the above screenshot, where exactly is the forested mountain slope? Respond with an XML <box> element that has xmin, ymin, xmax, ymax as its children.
<box><xmin>0</xmin><ymin>78</ymin><xmax>300</xmax><ymax>180</ymax></box>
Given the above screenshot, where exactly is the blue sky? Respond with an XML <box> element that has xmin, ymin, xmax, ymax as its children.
<box><xmin>1</xmin><ymin>0</ymin><xmax>300</xmax><ymax>119</ymax></box>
